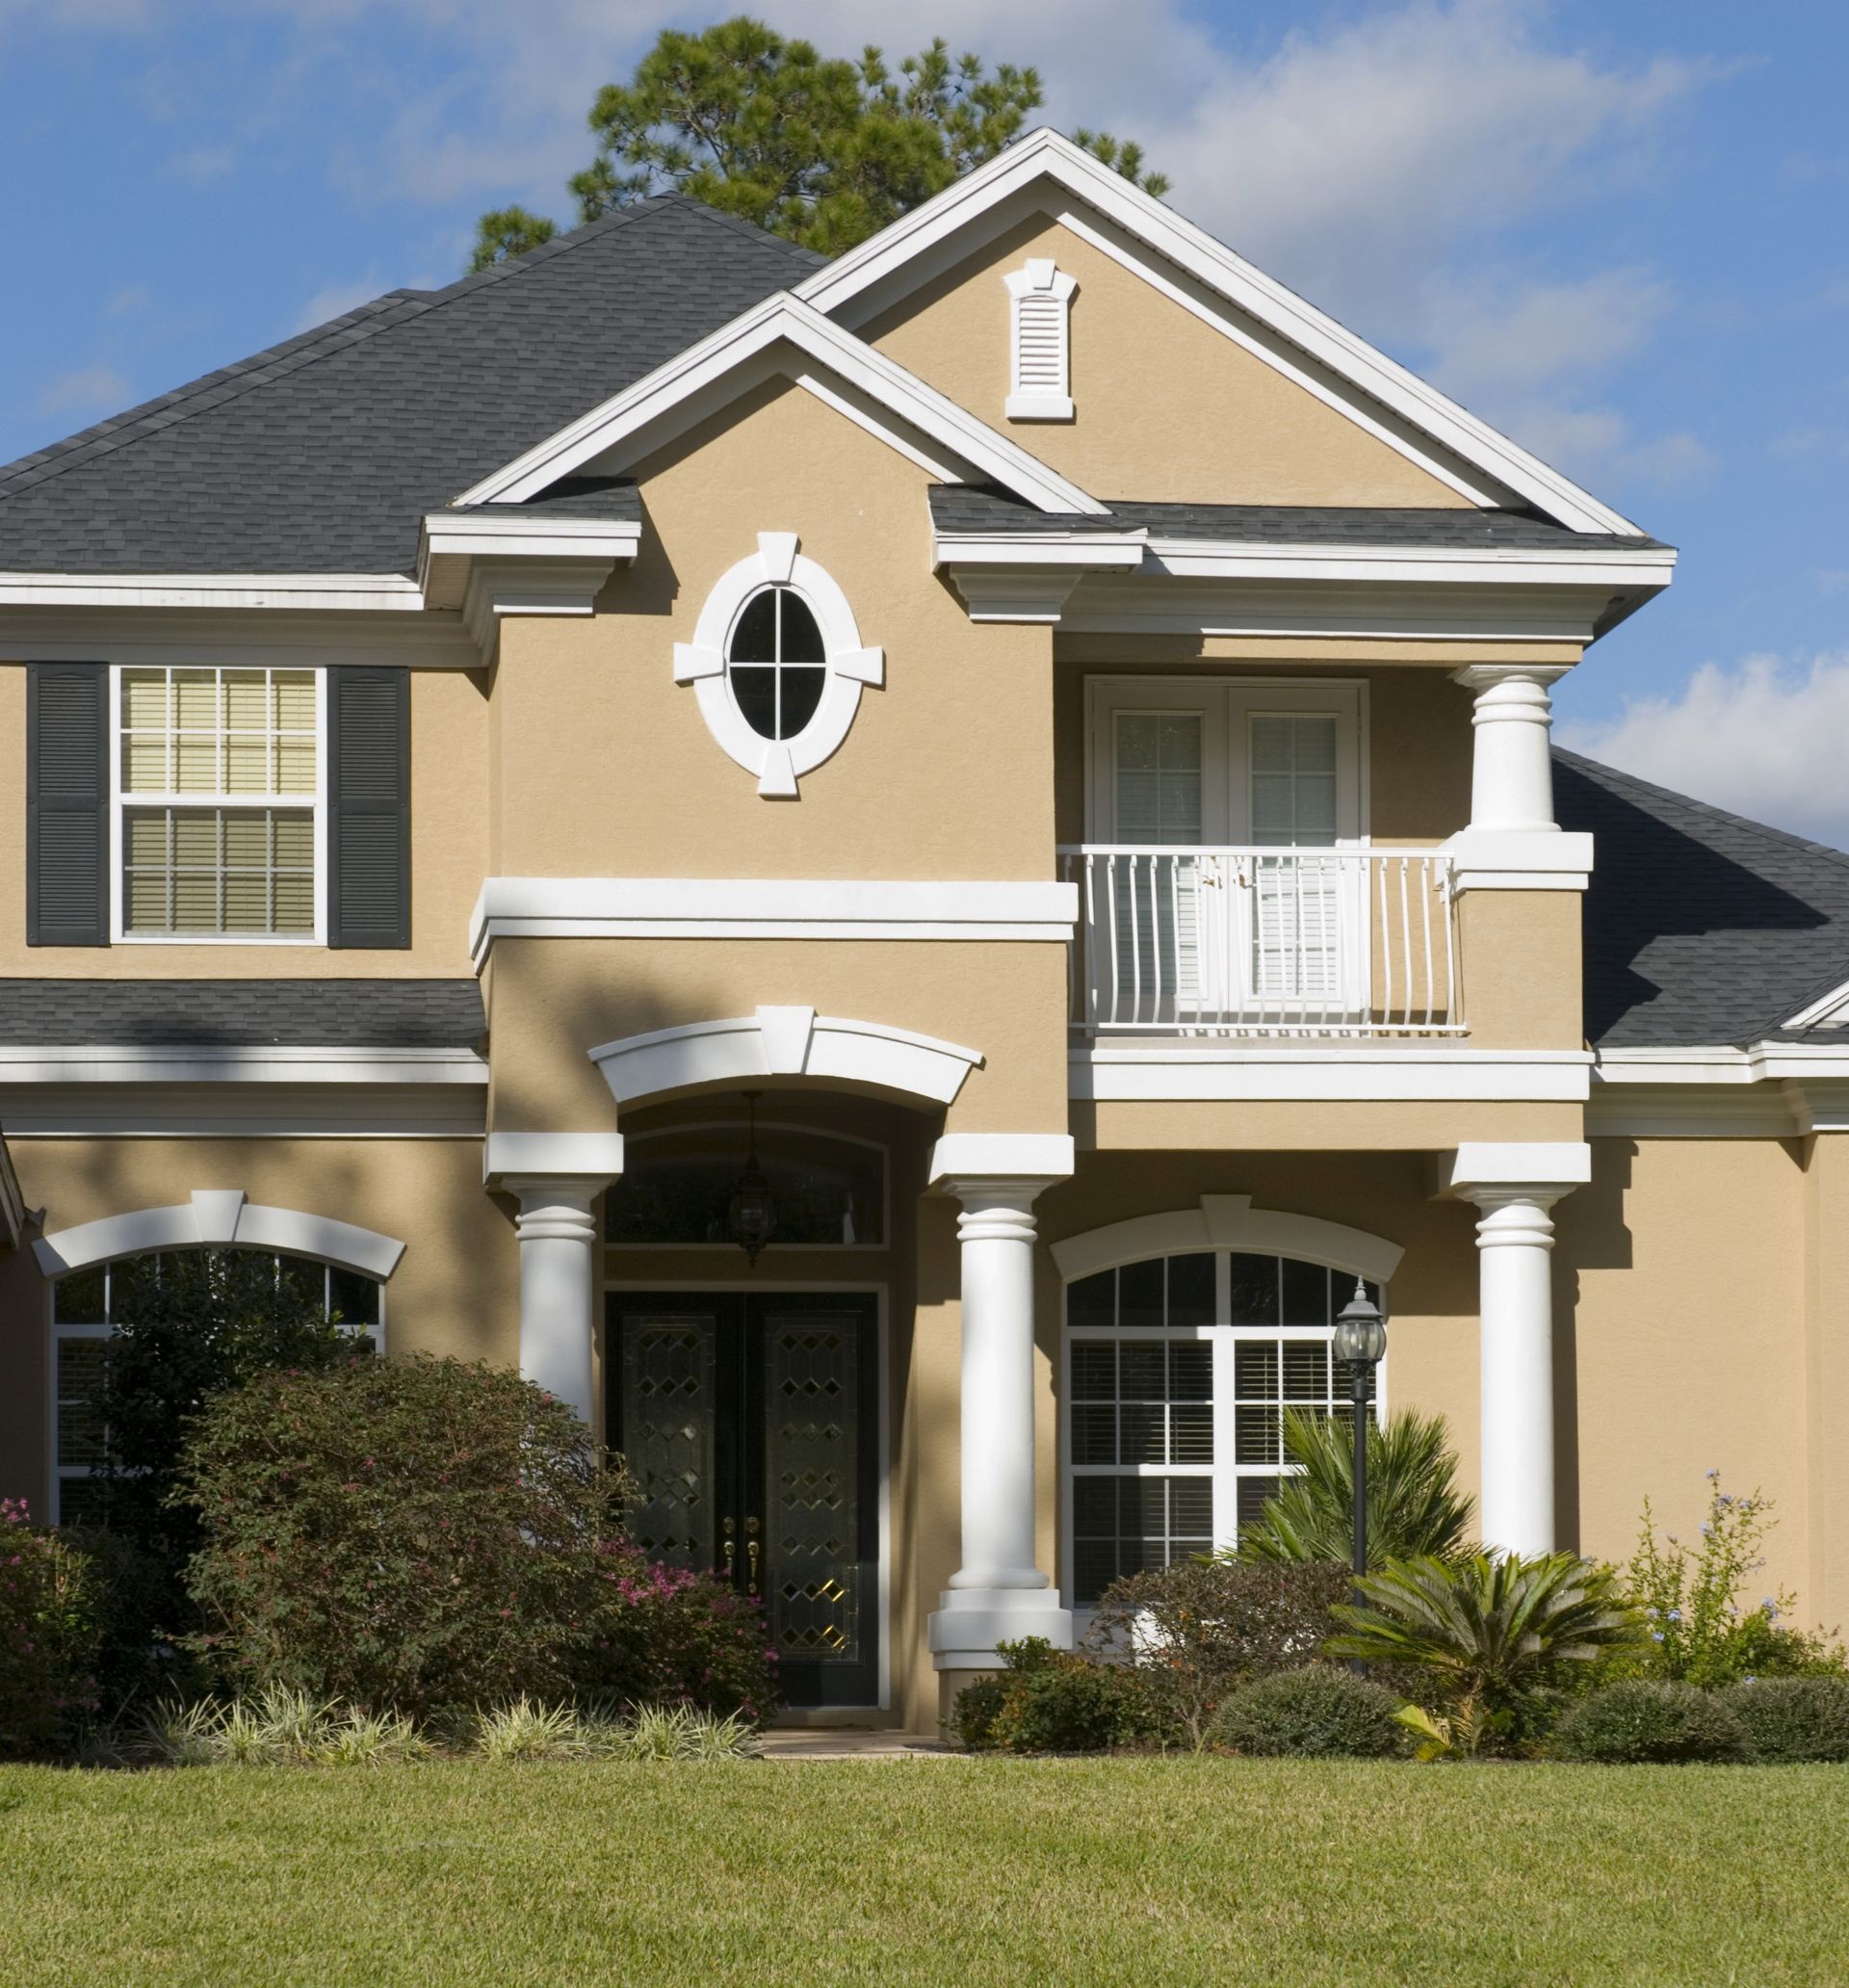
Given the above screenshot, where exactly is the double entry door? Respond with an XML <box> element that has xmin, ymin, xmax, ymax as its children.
<box><xmin>606</xmin><ymin>1291</ymin><xmax>880</xmax><ymax>1709</ymax></box>
<box><xmin>1086</xmin><ymin>678</ymin><xmax>1364</xmax><ymax>1023</ymax></box>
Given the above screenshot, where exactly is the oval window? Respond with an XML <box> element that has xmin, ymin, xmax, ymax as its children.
<box><xmin>727</xmin><ymin>585</ymin><xmax>827</xmax><ymax>742</ymax></box>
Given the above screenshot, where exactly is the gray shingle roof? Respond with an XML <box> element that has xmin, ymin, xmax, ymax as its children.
<box><xmin>0</xmin><ymin>199</ymin><xmax>818</xmax><ymax>577</ymax></box>
<box><xmin>929</xmin><ymin>484</ymin><xmax>1667</xmax><ymax>551</ymax></box>
<box><xmin>1558</xmin><ymin>750</ymin><xmax>1849</xmax><ymax>1048</ymax></box>
<box><xmin>456</xmin><ymin>477</ymin><xmax>641</xmax><ymax>521</ymax></box>
<box><xmin>0</xmin><ymin>980</ymin><xmax>485</xmax><ymax>1048</ymax></box>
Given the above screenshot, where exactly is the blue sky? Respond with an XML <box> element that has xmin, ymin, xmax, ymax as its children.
<box><xmin>5</xmin><ymin>1</ymin><xmax>1848</xmax><ymax>839</ymax></box>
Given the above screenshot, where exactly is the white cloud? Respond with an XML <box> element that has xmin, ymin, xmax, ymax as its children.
<box><xmin>1559</xmin><ymin>652</ymin><xmax>1849</xmax><ymax>850</ymax></box>
<box><xmin>36</xmin><ymin>364</ymin><xmax>131</xmax><ymax>416</ymax></box>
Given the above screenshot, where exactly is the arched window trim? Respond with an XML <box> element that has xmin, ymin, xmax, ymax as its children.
<box><xmin>671</xmin><ymin>533</ymin><xmax>884</xmax><ymax>798</ymax></box>
<box><xmin>34</xmin><ymin>1189</ymin><xmax>404</xmax><ymax>1281</ymax></box>
<box><xmin>606</xmin><ymin>1118</ymin><xmax>891</xmax><ymax>1252</ymax></box>
<box><xmin>1059</xmin><ymin>1234</ymin><xmax>1391</xmax><ymax>1612</ymax></box>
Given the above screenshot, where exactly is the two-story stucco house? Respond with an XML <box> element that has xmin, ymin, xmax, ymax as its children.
<box><xmin>5</xmin><ymin>130</ymin><xmax>1848</xmax><ymax>1727</ymax></box>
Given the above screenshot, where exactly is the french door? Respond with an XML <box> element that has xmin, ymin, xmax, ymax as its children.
<box><xmin>606</xmin><ymin>1290</ymin><xmax>880</xmax><ymax>1709</ymax></box>
<box><xmin>1085</xmin><ymin>679</ymin><xmax>1364</xmax><ymax>1022</ymax></box>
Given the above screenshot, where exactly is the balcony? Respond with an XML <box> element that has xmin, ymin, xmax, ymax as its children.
<box><xmin>1058</xmin><ymin>846</ymin><xmax>1462</xmax><ymax>1038</ymax></box>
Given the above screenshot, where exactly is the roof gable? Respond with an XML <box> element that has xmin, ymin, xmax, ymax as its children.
<box><xmin>799</xmin><ymin>129</ymin><xmax>1645</xmax><ymax>538</ymax></box>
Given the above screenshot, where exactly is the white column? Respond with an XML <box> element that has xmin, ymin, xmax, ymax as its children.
<box><xmin>508</xmin><ymin>1178</ymin><xmax>602</xmax><ymax>1426</ymax></box>
<box><xmin>1452</xmin><ymin>664</ymin><xmax>1572</xmax><ymax>834</ymax></box>
<box><xmin>926</xmin><ymin>1134</ymin><xmax>1075</xmax><ymax>1671</ymax></box>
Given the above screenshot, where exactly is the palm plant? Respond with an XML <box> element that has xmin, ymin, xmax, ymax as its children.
<box><xmin>1325</xmin><ymin>1553</ymin><xmax>1645</xmax><ymax>1751</ymax></box>
<box><xmin>1237</xmin><ymin>1409</ymin><xmax>1474</xmax><ymax>1569</ymax></box>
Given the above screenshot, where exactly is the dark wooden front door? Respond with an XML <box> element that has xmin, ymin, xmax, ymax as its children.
<box><xmin>605</xmin><ymin>1291</ymin><xmax>880</xmax><ymax>1709</ymax></box>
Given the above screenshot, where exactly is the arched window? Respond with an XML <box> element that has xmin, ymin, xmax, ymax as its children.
<box><xmin>605</xmin><ymin>1123</ymin><xmax>885</xmax><ymax>1248</ymax></box>
<box><xmin>1064</xmin><ymin>1248</ymin><xmax>1384</xmax><ymax>1608</ymax></box>
<box><xmin>673</xmin><ymin>533</ymin><xmax>883</xmax><ymax>798</ymax></box>
<box><xmin>51</xmin><ymin>1248</ymin><xmax>382</xmax><ymax>1527</ymax></box>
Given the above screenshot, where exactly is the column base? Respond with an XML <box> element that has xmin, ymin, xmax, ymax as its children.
<box><xmin>926</xmin><ymin>1587</ymin><xmax>1074</xmax><ymax>1671</ymax></box>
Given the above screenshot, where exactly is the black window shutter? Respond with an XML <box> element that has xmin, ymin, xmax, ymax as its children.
<box><xmin>26</xmin><ymin>662</ymin><xmax>109</xmax><ymax>948</ymax></box>
<box><xmin>327</xmin><ymin>667</ymin><xmax>410</xmax><ymax>949</ymax></box>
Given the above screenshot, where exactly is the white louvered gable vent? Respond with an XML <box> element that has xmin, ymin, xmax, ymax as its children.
<box><xmin>1004</xmin><ymin>259</ymin><xmax>1077</xmax><ymax>421</ymax></box>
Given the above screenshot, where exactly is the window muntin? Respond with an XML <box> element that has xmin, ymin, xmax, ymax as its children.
<box><xmin>726</xmin><ymin>586</ymin><xmax>828</xmax><ymax>743</ymax></box>
<box><xmin>605</xmin><ymin>1124</ymin><xmax>886</xmax><ymax>1247</ymax></box>
<box><xmin>49</xmin><ymin>1248</ymin><xmax>380</xmax><ymax>1526</ymax></box>
<box><xmin>116</xmin><ymin>666</ymin><xmax>322</xmax><ymax>940</ymax></box>
<box><xmin>1064</xmin><ymin>1248</ymin><xmax>1383</xmax><ymax>1608</ymax></box>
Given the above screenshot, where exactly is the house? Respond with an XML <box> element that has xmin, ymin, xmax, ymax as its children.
<box><xmin>1</xmin><ymin>128</ymin><xmax>1843</xmax><ymax>1726</ymax></box>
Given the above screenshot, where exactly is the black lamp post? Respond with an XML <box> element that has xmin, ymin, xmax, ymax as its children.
<box><xmin>1332</xmin><ymin>1278</ymin><xmax>1387</xmax><ymax>1667</ymax></box>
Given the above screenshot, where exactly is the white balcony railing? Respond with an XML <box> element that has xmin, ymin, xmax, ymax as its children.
<box><xmin>1058</xmin><ymin>846</ymin><xmax>1462</xmax><ymax>1037</ymax></box>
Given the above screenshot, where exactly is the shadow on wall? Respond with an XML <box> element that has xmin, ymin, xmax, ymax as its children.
<box><xmin>1553</xmin><ymin>1139</ymin><xmax>1639</xmax><ymax>1556</ymax></box>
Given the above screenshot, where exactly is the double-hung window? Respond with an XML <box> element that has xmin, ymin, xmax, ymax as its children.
<box><xmin>114</xmin><ymin>666</ymin><xmax>323</xmax><ymax>941</ymax></box>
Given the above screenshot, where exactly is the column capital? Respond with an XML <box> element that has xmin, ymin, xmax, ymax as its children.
<box><xmin>483</xmin><ymin>1130</ymin><xmax>624</xmax><ymax>1190</ymax></box>
<box><xmin>928</xmin><ymin>1132</ymin><xmax>1074</xmax><ymax>1195</ymax></box>
<box><xmin>1444</xmin><ymin>1140</ymin><xmax>1590</xmax><ymax>1206</ymax></box>
<box><xmin>1449</xmin><ymin>661</ymin><xmax>1576</xmax><ymax>693</ymax></box>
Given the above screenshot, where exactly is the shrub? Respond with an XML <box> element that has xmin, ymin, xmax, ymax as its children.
<box><xmin>471</xmin><ymin>1698</ymin><xmax>760</xmax><ymax>1762</ymax></box>
<box><xmin>1724</xmin><ymin>1677</ymin><xmax>1849</xmax><ymax>1764</ymax></box>
<box><xmin>1237</xmin><ymin>1409</ymin><xmax>1475</xmax><ymax>1569</ymax></box>
<box><xmin>176</xmin><ymin>1355</ymin><xmax>620</xmax><ymax>1718</ymax></box>
<box><xmin>1555</xmin><ymin>1681</ymin><xmax>1751</xmax><ymax>1764</ymax></box>
<box><xmin>1211</xmin><ymin>1666</ymin><xmax>1404</xmax><ymax>1758</ymax></box>
<box><xmin>1628</xmin><ymin>1474</ymin><xmax>1846</xmax><ymax>1687</ymax></box>
<box><xmin>953</xmin><ymin>1637</ymin><xmax>1158</xmax><ymax>1754</ymax></box>
<box><xmin>573</xmin><ymin>1543</ymin><xmax>781</xmax><ymax>1723</ymax></box>
<box><xmin>0</xmin><ymin>1499</ymin><xmax>100</xmax><ymax>1758</ymax></box>
<box><xmin>60</xmin><ymin>1527</ymin><xmax>202</xmax><ymax>1716</ymax></box>
<box><xmin>1084</xmin><ymin>1560</ymin><xmax>1351</xmax><ymax>1748</ymax></box>
<box><xmin>141</xmin><ymin>1686</ymin><xmax>430</xmax><ymax>1766</ymax></box>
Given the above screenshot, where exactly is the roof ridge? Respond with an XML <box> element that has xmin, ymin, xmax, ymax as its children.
<box><xmin>1552</xmin><ymin>746</ymin><xmax>1849</xmax><ymax>878</ymax></box>
<box><xmin>0</xmin><ymin>195</ymin><xmax>751</xmax><ymax>510</ymax></box>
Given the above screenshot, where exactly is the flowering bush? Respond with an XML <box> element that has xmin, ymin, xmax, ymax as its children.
<box><xmin>573</xmin><ymin>1542</ymin><xmax>781</xmax><ymax>1723</ymax></box>
<box><xmin>1628</xmin><ymin>1473</ymin><xmax>1845</xmax><ymax>1687</ymax></box>
<box><xmin>0</xmin><ymin>1499</ymin><xmax>100</xmax><ymax>1758</ymax></box>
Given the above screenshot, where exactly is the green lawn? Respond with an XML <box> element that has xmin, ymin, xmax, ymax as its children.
<box><xmin>2</xmin><ymin>1757</ymin><xmax>1844</xmax><ymax>1986</ymax></box>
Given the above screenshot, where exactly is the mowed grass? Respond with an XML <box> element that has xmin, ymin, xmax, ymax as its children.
<box><xmin>2</xmin><ymin>1757</ymin><xmax>1845</xmax><ymax>1987</ymax></box>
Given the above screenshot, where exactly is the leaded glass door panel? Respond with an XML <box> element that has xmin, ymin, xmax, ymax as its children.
<box><xmin>607</xmin><ymin>1292</ymin><xmax>879</xmax><ymax>1709</ymax></box>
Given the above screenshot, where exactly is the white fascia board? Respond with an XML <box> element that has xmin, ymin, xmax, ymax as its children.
<box><xmin>1142</xmin><ymin>540</ymin><xmax>1676</xmax><ymax>590</ymax></box>
<box><xmin>1072</xmin><ymin>1045</ymin><xmax>1590</xmax><ymax>1104</ymax></box>
<box><xmin>1781</xmin><ymin>980</ymin><xmax>1849</xmax><ymax>1032</ymax></box>
<box><xmin>2</xmin><ymin>1084</ymin><xmax>487</xmax><ymax>1139</ymax></box>
<box><xmin>0</xmin><ymin>572</ymin><xmax>426</xmax><ymax>612</ymax></box>
<box><xmin>1596</xmin><ymin>1042</ymin><xmax>1849</xmax><ymax>1086</ymax></box>
<box><xmin>456</xmin><ymin>291</ymin><xmax>1107</xmax><ymax>518</ymax></box>
<box><xmin>470</xmin><ymin>876</ymin><xmax>1079</xmax><ymax>963</ymax></box>
<box><xmin>931</xmin><ymin>531</ymin><xmax>1148</xmax><ymax>571</ymax></box>
<box><xmin>419</xmin><ymin>512</ymin><xmax>641</xmax><ymax>573</ymax></box>
<box><xmin>0</xmin><ymin>1045</ymin><xmax>489</xmax><ymax>1086</ymax></box>
<box><xmin>0</xmin><ymin>608</ymin><xmax>481</xmax><ymax>669</ymax></box>
<box><xmin>796</xmin><ymin>128</ymin><xmax>1645</xmax><ymax>538</ymax></box>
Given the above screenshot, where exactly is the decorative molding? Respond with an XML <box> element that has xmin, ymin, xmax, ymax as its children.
<box><xmin>1594</xmin><ymin>1042</ymin><xmax>1849</xmax><ymax>1085</ymax></box>
<box><xmin>482</xmin><ymin>1132</ymin><xmax>626</xmax><ymax>1186</ymax></box>
<box><xmin>469</xmin><ymin>876</ymin><xmax>1078</xmax><ymax>960</ymax></box>
<box><xmin>592</xmin><ymin>1008</ymin><xmax>983</xmax><ymax>1109</ymax></box>
<box><xmin>0</xmin><ymin>1045</ymin><xmax>487</xmax><ymax>1086</ymax></box>
<box><xmin>1003</xmin><ymin>258</ymin><xmax>1078</xmax><ymax>421</ymax></box>
<box><xmin>456</xmin><ymin>291</ymin><xmax>1107</xmax><ymax>519</ymax></box>
<box><xmin>797</xmin><ymin>128</ymin><xmax>1646</xmax><ymax>537</ymax></box>
<box><xmin>673</xmin><ymin>533</ymin><xmax>884</xmax><ymax>797</ymax></box>
<box><xmin>928</xmin><ymin>1132</ymin><xmax>1076</xmax><ymax>1187</ymax></box>
<box><xmin>1049</xmin><ymin>1192</ymin><xmax>1404</xmax><ymax>1286</ymax></box>
<box><xmin>34</xmin><ymin>1190</ymin><xmax>405</xmax><ymax>1279</ymax></box>
<box><xmin>1071</xmin><ymin>1046</ymin><xmax>1591</xmax><ymax>1104</ymax></box>
<box><xmin>1443</xmin><ymin>828</ymin><xmax>1594</xmax><ymax>894</ymax></box>
<box><xmin>1442</xmin><ymin>1141</ymin><xmax>1592</xmax><ymax>1197</ymax></box>
<box><xmin>1584</xmin><ymin>1085</ymin><xmax>1808</xmax><ymax>1139</ymax></box>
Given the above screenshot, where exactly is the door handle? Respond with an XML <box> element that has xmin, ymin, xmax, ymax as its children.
<box><xmin>721</xmin><ymin>1517</ymin><xmax>736</xmax><ymax>1580</ymax></box>
<box><xmin>745</xmin><ymin>1515</ymin><xmax>761</xmax><ymax>1594</ymax></box>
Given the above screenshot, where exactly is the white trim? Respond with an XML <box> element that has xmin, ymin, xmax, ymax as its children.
<box><xmin>1783</xmin><ymin>980</ymin><xmax>1849</xmax><ymax>1033</ymax></box>
<box><xmin>456</xmin><ymin>291</ymin><xmax>1107</xmax><ymax>518</ymax></box>
<box><xmin>1073</xmin><ymin>1045</ymin><xmax>1590</xmax><ymax>1103</ymax></box>
<box><xmin>0</xmin><ymin>572</ymin><xmax>426</xmax><ymax>613</ymax></box>
<box><xmin>676</xmin><ymin>535</ymin><xmax>884</xmax><ymax>798</ymax></box>
<box><xmin>1594</xmin><ymin>1042</ymin><xmax>1849</xmax><ymax>1085</ymax></box>
<box><xmin>592</xmin><ymin>1008</ymin><xmax>982</xmax><ymax>1110</ymax></box>
<box><xmin>1443</xmin><ymin>828</ymin><xmax>1594</xmax><ymax>894</ymax></box>
<box><xmin>0</xmin><ymin>1085</ymin><xmax>485</xmax><ymax>1139</ymax></box>
<box><xmin>928</xmin><ymin>1132</ymin><xmax>1075</xmax><ymax>1187</ymax></box>
<box><xmin>482</xmin><ymin>1132</ymin><xmax>626</xmax><ymax>1185</ymax></box>
<box><xmin>419</xmin><ymin>511</ymin><xmax>640</xmax><ymax>571</ymax></box>
<box><xmin>931</xmin><ymin>531</ymin><xmax>1148</xmax><ymax>569</ymax></box>
<box><xmin>34</xmin><ymin>1190</ymin><xmax>405</xmax><ymax>1279</ymax></box>
<box><xmin>1584</xmin><ymin>1086</ymin><xmax>1805</xmax><ymax>1138</ymax></box>
<box><xmin>1443</xmin><ymin>1141</ymin><xmax>1592</xmax><ymax>1194</ymax></box>
<box><xmin>797</xmin><ymin>128</ymin><xmax>1644</xmax><ymax>537</ymax></box>
<box><xmin>0</xmin><ymin>1044</ymin><xmax>486</xmax><ymax>1086</ymax></box>
<box><xmin>1050</xmin><ymin>1193</ymin><xmax>1402</xmax><ymax>1292</ymax></box>
<box><xmin>468</xmin><ymin>876</ymin><xmax>1077</xmax><ymax>961</ymax></box>
<box><xmin>0</xmin><ymin>613</ymin><xmax>481</xmax><ymax>670</ymax></box>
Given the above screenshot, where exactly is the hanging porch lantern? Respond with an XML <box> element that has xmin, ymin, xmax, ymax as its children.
<box><xmin>726</xmin><ymin>1091</ymin><xmax>779</xmax><ymax>1267</ymax></box>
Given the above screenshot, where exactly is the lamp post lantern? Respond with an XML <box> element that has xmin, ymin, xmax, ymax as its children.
<box><xmin>1332</xmin><ymin>1279</ymin><xmax>1387</xmax><ymax>1669</ymax></box>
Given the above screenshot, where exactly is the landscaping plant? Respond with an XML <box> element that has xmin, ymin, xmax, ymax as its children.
<box><xmin>1628</xmin><ymin>1472</ymin><xmax>1845</xmax><ymax>1687</ymax></box>
<box><xmin>0</xmin><ymin>1499</ymin><xmax>99</xmax><ymax>1759</ymax></box>
<box><xmin>1722</xmin><ymin>1677</ymin><xmax>1849</xmax><ymax>1764</ymax></box>
<box><xmin>953</xmin><ymin>1637</ymin><xmax>1159</xmax><ymax>1753</ymax></box>
<box><xmin>1082</xmin><ymin>1559</ymin><xmax>1351</xmax><ymax>1749</ymax></box>
<box><xmin>1236</xmin><ymin>1408</ymin><xmax>1475</xmax><ymax>1570</ymax></box>
<box><xmin>1210</xmin><ymin>1665</ymin><xmax>1405</xmax><ymax>1758</ymax></box>
<box><xmin>1554</xmin><ymin>1680</ymin><xmax>1752</xmax><ymax>1765</ymax></box>
<box><xmin>141</xmin><ymin>1686</ymin><xmax>430</xmax><ymax>1767</ymax></box>
<box><xmin>1326</xmin><ymin>1553</ymin><xmax>1644</xmax><ymax>1755</ymax></box>
<box><xmin>176</xmin><ymin>1355</ymin><xmax>623</xmax><ymax>1718</ymax></box>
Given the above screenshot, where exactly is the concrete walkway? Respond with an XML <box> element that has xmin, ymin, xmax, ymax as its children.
<box><xmin>756</xmin><ymin>1729</ymin><xmax>956</xmax><ymax>1759</ymax></box>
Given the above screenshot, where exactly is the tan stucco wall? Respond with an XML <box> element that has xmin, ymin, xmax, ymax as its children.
<box><xmin>1458</xmin><ymin>890</ymin><xmax>1585</xmax><ymax>1050</ymax></box>
<box><xmin>1801</xmin><ymin>1135</ymin><xmax>1849</xmax><ymax>1631</ymax></box>
<box><xmin>865</xmin><ymin>211</ymin><xmax>1476</xmax><ymax>508</ymax></box>
<box><xmin>0</xmin><ymin>664</ymin><xmax>488</xmax><ymax>978</ymax></box>
<box><xmin>1078</xmin><ymin>1100</ymin><xmax>1586</xmax><ymax>1152</ymax></box>
<box><xmin>488</xmin><ymin>375</ymin><xmax>1055</xmax><ymax>882</ymax></box>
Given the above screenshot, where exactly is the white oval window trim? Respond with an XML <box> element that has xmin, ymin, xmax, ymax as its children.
<box><xmin>671</xmin><ymin>532</ymin><xmax>884</xmax><ymax>798</ymax></box>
